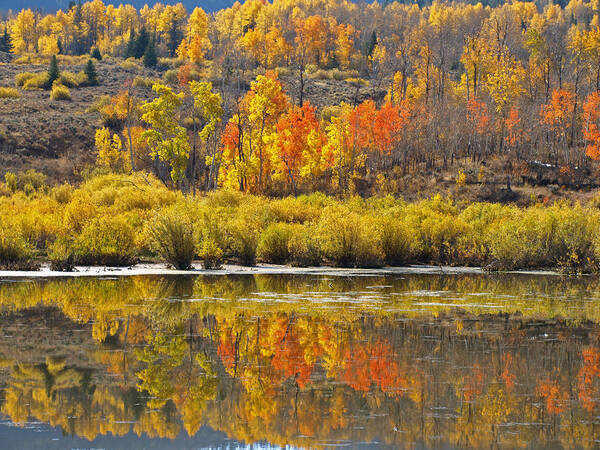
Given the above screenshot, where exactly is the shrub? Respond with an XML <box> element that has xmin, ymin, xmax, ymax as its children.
<box><xmin>0</xmin><ymin>87</ymin><xmax>19</xmax><ymax>98</ymax></box>
<box><xmin>50</xmin><ymin>183</ymin><xmax>73</xmax><ymax>204</ymax></box>
<box><xmin>257</xmin><ymin>222</ymin><xmax>295</xmax><ymax>264</ymax></box>
<box><xmin>22</xmin><ymin>73</ymin><xmax>48</xmax><ymax>90</ymax></box>
<box><xmin>288</xmin><ymin>225</ymin><xmax>321</xmax><ymax>267</ymax></box>
<box><xmin>48</xmin><ymin>237</ymin><xmax>75</xmax><ymax>271</ymax></box>
<box><xmin>15</xmin><ymin>72</ymin><xmax>37</xmax><ymax>86</ymax></box>
<box><xmin>3</xmin><ymin>169</ymin><xmax>47</xmax><ymax>194</ymax></box>
<box><xmin>147</xmin><ymin>209</ymin><xmax>195</xmax><ymax>269</ymax></box>
<box><xmin>74</xmin><ymin>216</ymin><xmax>136</xmax><ymax>266</ymax></box>
<box><xmin>227</xmin><ymin>217</ymin><xmax>259</xmax><ymax>266</ymax></box>
<box><xmin>0</xmin><ymin>228</ymin><xmax>38</xmax><ymax>270</ymax></box>
<box><xmin>163</xmin><ymin>69</ymin><xmax>179</xmax><ymax>84</ymax></box>
<box><xmin>50</xmin><ymin>83</ymin><xmax>71</xmax><ymax>101</ymax></box>
<box><xmin>197</xmin><ymin>238</ymin><xmax>223</xmax><ymax>269</ymax></box>
<box><xmin>376</xmin><ymin>214</ymin><xmax>412</xmax><ymax>265</ymax></box>
<box><xmin>58</xmin><ymin>71</ymin><xmax>83</xmax><ymax>87</ymax></box>
<box><xmin>133</xmin><ymin>76</ymin><xmax>159</xmax><ymax>88</ymax></box>
<box><xmin>119</xmin><ymin>58</ymin><xmax>141</xmax><ymax>72</ymax></box>
<box><xmin>317</xmin><ymin>206</ymin><xmax>383</xmax><ymax>268</ymax></box>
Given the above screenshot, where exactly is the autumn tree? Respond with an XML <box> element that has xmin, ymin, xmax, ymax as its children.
<box><xmin>141</xmin><ymin>83</ymin><xmax>190</xmax><ymax>188</ymax></box>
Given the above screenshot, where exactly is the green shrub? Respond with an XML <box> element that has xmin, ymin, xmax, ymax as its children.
<box><xmin>0</xmin><ymin>87</ymin><xmax>19</xmax><ymax>98</ymax></box>
<box><xmin>257</xmin><ymin>222</ymin><xmax>295</xmax><ymax>264</ymax></box>
<box><xmin>288</xmin><ymin>225</ymin><xmax>321</xmax><ymax>267</ymax></box>
<box><xmin>147</xmin><ymin>209</ymin><xmax>195</xmax><ymax>269</ymax></box>
<box><xmin>197</xmin><ymin>238</ymin><xmax>223</xmax><ymax>269</ymax></box>
<box><xmin>50</xmin><ymin>83</ymin><xmax>71</xmax><ymax>101</ymax></box>
<box><xmin>73</xmin><ymin>216</ymin><xmax>136</xmax><ymax>266</ymax></box>
<box><xmin>163</xmin><ymin>69</ymin><xmax>178</xmax><ymax>84</ymax></box>
<box><xmin>0</xmin><ymin>228</ymin><xmax>38</xmax><ymax>270</ymax></box>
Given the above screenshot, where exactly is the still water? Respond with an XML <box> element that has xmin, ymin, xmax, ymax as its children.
<box><xmin>0</xmin><ymin>272</ymin><xmax>599</xmax><ymax>448</ymax></box>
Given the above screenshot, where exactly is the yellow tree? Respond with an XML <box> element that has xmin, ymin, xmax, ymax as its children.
<box><xmin>220</xmin><ymin>71</ymin><xmax>288</xmax><ymax>192</ymax></box>
<box><xmin>10</xmin><ymin>9</ymin><xmax>38</xmax><ymax>54</ymax></box>
<box><xmin>177</xmin><ymin>7</ymin><xmax>211</xmax><ymax>64</ymax></box>
<box><xmin>189</xmin><ymin>81</ymin><xmax>223</xmax><ymax>190</ymax></box>
<box><xmin>141</xmin><ymin>83</ymin><xmax>190</xmax><ymax>188</ymax></box>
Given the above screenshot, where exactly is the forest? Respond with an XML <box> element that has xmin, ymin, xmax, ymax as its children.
<box><xmin>2</xmin><ymin>0</ymin><xmax>600</xmax><ymax>195</ymax></box>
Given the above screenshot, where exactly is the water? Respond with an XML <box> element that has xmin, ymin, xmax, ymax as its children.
<box><xmin>0</xmin><ymin>272</ymin><xmax>599</xmax><ymax>448</ymax></box>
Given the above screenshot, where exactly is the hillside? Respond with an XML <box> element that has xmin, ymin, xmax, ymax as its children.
<box><xmin>0</xmin><ymin>55</ymin><xmax>385</xmax><ymax>182</ymax></box>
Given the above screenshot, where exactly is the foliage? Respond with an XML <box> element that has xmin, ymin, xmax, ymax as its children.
<box><xmin>146</xmin><ymin>207</ymin><xmax>195</xmax><ymax>269</ymax></box>
<box><xmin>84</xmin><ymin>59</ymin><xmax>98</xmax><ymax>85</ymax></box>
<box><xmin>257</xmin><ymin>222</ymin><xmax>295</xmax><ymax>264</ymax></box>
<box><xmin>197</xmin><ymin>238</ymin><xmax>223</xmax><ymax>269</ymax></box>
<box><xmin>0</xmin><ymin>87</ymin><xmax>19</xmax><ymax>98</ymax></box>
<box><xmin>50</xmin><ymin>83</ymin><xmax>71</xmax><ymax>101</ymax></box>
<box><xmin>0</xmin><ymin>227</ymin><xmax>38</xmax><ymax>270</ymax></box>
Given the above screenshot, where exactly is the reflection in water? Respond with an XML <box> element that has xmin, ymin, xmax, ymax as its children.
<box><xmin>0</xmin><ymin>274</ymin><xmax>599</xmax><ymax>447</ymax></box>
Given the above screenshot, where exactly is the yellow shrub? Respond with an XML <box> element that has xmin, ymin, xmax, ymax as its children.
<box><xmin>0</xmin><ymin>87</ymin><xmax>19</xmax><ymax>98</ymax></box>
<box><xmin>50</xmin><ymin>83</ymin><xmax>71</xmax><ymax>101</ymax></box>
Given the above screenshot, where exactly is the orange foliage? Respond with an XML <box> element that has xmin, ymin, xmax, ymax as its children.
<box><xmin>583</xmin><ymin>91</ymin><xmax>600</xmax><ymax>160</ymax></box>
<box><xmin>467</xmin><ymin>97</ymin><xmax>490</xmax><ymax>135</ymax></box>
<box><xmin>536</xmin><ymin>375</ymin><xmax>568</xmax><ymax>414</ymax></box>
<box><xmin>463</xmin><ymin>364</ymin><xmax>485</xmax><ymax>402</ymax></box>
<box><xmin>540</xmin><ymin>89</ymin><xmax>575</xmax><ymax>129</ymax></box>
<box><xmin>578</xmin><ymin>347</ymin><xmax>600</xmax><ymax>412</ymax></box>
<box><xmin>342</xmin><ymin>340</ymin><xmax>407</xmax><ymax>396</ymax></box>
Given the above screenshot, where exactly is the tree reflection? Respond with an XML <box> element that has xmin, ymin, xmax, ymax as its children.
<box><xmin>0</xmin><ymin>274</ymin><xmax>600</xmax><ymax>446</ymax></box>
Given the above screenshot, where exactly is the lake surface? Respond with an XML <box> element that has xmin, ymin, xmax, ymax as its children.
<box><xmin>0</xmin><ymin>272</ymin><xmax>599</xmax><ymax>448</ymax></box>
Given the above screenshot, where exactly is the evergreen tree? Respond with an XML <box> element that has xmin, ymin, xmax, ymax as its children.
<box><xmin>91</xmin><ymin>47</ymin><xmax>102</xmax><ymax>60</ymax></box>
<box><xmin>134</xmin><ymin>26</ymin><xmax>149</xmax><ymax>59</ymax></box>
<box><xmin>46</xmin><ymin>55</ymin><xmax>60</xmax><ymax>89</ymax></box>
<box><xmin>57</xmin><ymin>38</ymin><xmax>63</xmax><ymax>55</ymax></box>
<box><xmin>0</xmin><ymin>27</ymin><xmax>10</xmax><ymax>53</ymax></box>
<box><xmin>84</xmin><ymin>59</ymin><xmax>98</xmax><ymax>85</ymax></box>
<box><xmin>166</xmin><ymin>21</ymin><xmax>183</xmax><ymax>57</ymax></box>
<box><xmin>364</xmin><ymin>31</ymin><xmax>377</xmax><ymax>58</ymax></box>
<box><xmin>125</xmin><ymin>29</ymin><xmax>137</xmax><ymax>59</ymax></box>
<box><xmin>143</xmin><ymin>40</ymin><xmax>157</xmax><ymax>68</ymax></box>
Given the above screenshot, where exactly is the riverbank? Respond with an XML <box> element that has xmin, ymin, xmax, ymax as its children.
<box><xmin>0</xmin><ymin>263</ymin><xmax>563</xmax><ymax>279</ymax></box>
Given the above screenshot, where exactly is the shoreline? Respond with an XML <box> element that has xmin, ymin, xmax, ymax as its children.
<box><xmin>0</xmin><ymin>263</ymin><xmax>562</xmax><ymax>279</ymax></box>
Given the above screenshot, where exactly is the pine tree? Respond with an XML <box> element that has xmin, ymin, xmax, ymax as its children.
<box><xmin>0</xmin><ymin>27</ymin><xmax>10</xmax><ymax>53</ymax></box>
<box><xmin>134</xmin><ymin>26</ymin><xmax>149</xmax><ymax>59</ymax></box>
<box><xmin>167</xmin><ymin>21</ymin><xmax>183</xmax><ymax>57</ymax></box>
<box><xmin>143</xmin><ymin>40</ymin><xmax>157</xmax><ymax>68</ymax></box>
<box><xmin>125</xmin><ymin>29</ymin><xmax>136</xmax><ymax>59</ymax></box>
<box><xmin>46</xmin><ymin>55</ymin><xmax>60</xmax><ymax>89</ymax></box>
<box><xmin>91</xmin><ymin>47</ymin><xmax>102</xmax><ymax>60</ymax></box>
<box><xmin>84</xmin><ymin>59</ymin><xmax>98</xmax><ymax>85</ymax></box>
<box><xmin>364</xmin><ymin>31</ymin><xmax>377</xmax><ymax>58</ymax></box>
<box><xmin>57</xmin><ymin>38</ymin><xmax>63</xmax><ymax>55</ymax></box>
